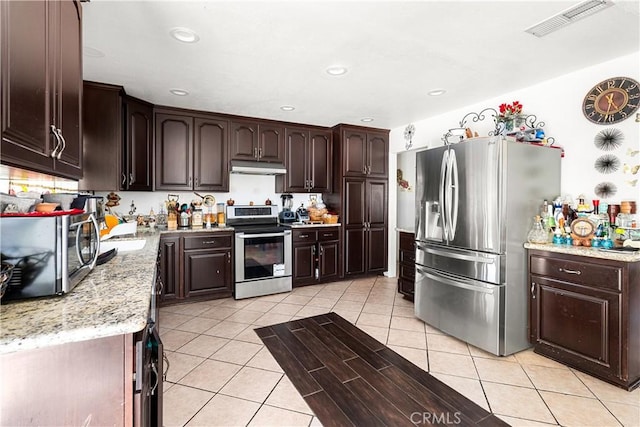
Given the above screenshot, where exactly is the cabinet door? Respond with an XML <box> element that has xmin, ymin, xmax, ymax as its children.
<box><xmin>124</xmin><ymin>97</ymin><xmax>153</xmax><ymax>190</ymax></box>
<box><xmin>1</xmin><ymin>1</ymin><xmax>55</xmax><ymax>172</ymax></box>
<box><xmin>309</xmin><ymin>130</ymin><xmax>332</xmax><ymax>192</ymax></box>
<box><xmin>531</xmin><ymin>276</ymin><xmax>621</xmax><ymax>379</ymax></box>
<box><xmin>319</xmin><ymin>241</ymin><xmax>339</xmax><ymax>282</ymax></box>
<box><xmin>79</xmin><ymin>82</ymin><xmax>122</xmax><ymax>191</ymax></box>
<box><xmin>293</xmin><ymin>243</ymin><xmax>316</xmax><ymax>286</ymax></box>
<box><xmin>155</xmin><ymin>113</ymin><xmax>193</xmax><ymax>190</ymax></box>
<box><xmin>194</xmin><ymin>117</ymin><xmax>228</xmax><ymax>191</ymax></box>
<box><xmin>342</xmin><ymin>129</ymin><xmax>367</xmax><ymax>176</ymax></box>
<box><xmin>344</xmin><ymin>228</ymin><xmax>366</xmax><ymax>276</ymax></box>
<box><xmin>367</xmin><ymin>226</ymin><xmax>387</xmax><ymax>274</ymax></box>
<box><xmin>258</xmin><ymin>124</ymin><xmax>284</xmax><ymax>163</ymax></box>
<box><xmin>367</xmin><ymin>132</ymin><xmax>388</xmax><ymax>178</ymax></box>
<box><xmin>344</xmin><ymin>178</ymin><xmax>366</xmax><ymax>227</ymax></box>
<box><xmin>159</xmin><ymin>236</ymin><xmax>180</xmax><ymax>302</ymax></box>
<box><xmin>184</xmin><ymin>249</ymin><xmax>232</xmax><ymax>298</ymax></box>
<box><xmin>367</xmin><ymin>179</ymin><xmax>388</xmax><ymax>228</ymax></box>
<box><xmin>284</xmin><ymin>128</ymin><xmax>309</xmax><ymax>192</ymax></box>
<box><xmin>53</xmin><ymin>0</ymin><xmax>82</xmax><ymax>178</ymax></box>
<box><xmin>229</xmin><ymin>120</ymin><xmax>258</xmax><ymax>161</ymax></box>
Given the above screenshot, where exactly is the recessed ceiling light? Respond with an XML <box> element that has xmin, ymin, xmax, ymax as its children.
<box><xmin>326</xmin><ymin>66</ymin><xmax>348</xmax><ymax>76</ymax></box>
<box><xmin>169</xmin><ymin>27</ymin><xmax>200</xmax><ymax>43</ymax></box>
<box><xmin>280</xmin><ymin>105</ymin><xmax>295</xmax><ymax>111</ymax></box>
<box><xmin>428</xmin><ymin>89</ymin><xmax>447</xmax><ymax>96</ymax></box>
<box><xmin>170</xmin><ymin>89</ymin><xmax>189</xmax><ymax>96</ymax></box>
<box><xmin>361</xmin><ymin>117</ymin><xmax>374</xmax><ymax>123</ymax></box>
<box><xmin>83</xmin><ymin>46</ymin><xmax>105</xmax><ymax>58</ymax></box>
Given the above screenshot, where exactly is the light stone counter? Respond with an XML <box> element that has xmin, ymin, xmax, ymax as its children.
<box><xmin>0</xmin><ymin>227</ymin><xmax>235</xmax><ymax>355</ymax></box>
<box><xmin>524</xmin><ymin>242</ymin><xmax>640</xmax><ymax>263</ymax></box>
<box><xmin>286</xmin><ymin>222</ymin><xmax>341</xmax><ymax>228</ymax></box>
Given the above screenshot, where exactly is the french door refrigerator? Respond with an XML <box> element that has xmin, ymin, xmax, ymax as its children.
<box><xmin>415</xmin><ymin>137</ymin><xmax>561</xmax><ymax>355</ymax></box>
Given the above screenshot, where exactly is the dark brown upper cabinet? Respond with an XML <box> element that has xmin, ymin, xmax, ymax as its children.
<box><xmin>80</xmin><ymin>83</ymin><xmax>153</xmax><ymax>191</ymax></box>
<box><xmin>339</xmin><ymin>127</ymin><xmax>388</xmax><ymax>178</ymax></box>
<box><xmin>123</xmin><ymin>96</ymin><xmax>154</xmax><ymax>191</ymax></box>
<box><xmin>229</xmin><ymin>120</ymin><xmax>284</xmax><ymax>164</ymax></box>
<box><xmin>155</xmin><ymin>108</ymin><xmax>229</xmax><ymax>192</ymax></box>
<box><xmin>276</xmin><ymin>126</ymin><xmax>332</xmax><ymax>193</ymax></box>
<box><xmin>1</xmin><ymin>0</ymin><xmax>83</xmax><ymax>179</ymax></box>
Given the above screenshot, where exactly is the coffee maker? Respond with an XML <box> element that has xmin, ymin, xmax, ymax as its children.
<box><xmin>278</xmin><ymin>193</ymin><xmax>296</xmax><ymax>223</ymax></box>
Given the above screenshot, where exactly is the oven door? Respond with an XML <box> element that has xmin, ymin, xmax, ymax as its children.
<box><xmin>66</xmin><ymin>213</ymin><xmax>100</xmax><ymax>292</ymax></box>
<box><xmin>235</xmin><ymin>230</ymin><xmax>292</xmax><ymax>282</ymax></box>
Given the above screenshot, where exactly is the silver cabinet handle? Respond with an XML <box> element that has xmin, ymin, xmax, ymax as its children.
<box><xmin>150</xmin><ymin>360</ymin><xmax>159</xmax><ymax>396</ymax></box>
<box><xmin>238</xmin><ymin>231</ymin><xmax>290</xmax><ymax>239</ymax></box>
<box><xmin>531</xmin><ymin>282</ymin><xmax>536</xmax><ymax>299</ymax></box>
<box><xmin>188</xmin><ymin>176</ymin><xmax>192</xmax><ymax>187</ymax></box>
<box><xmin>194</xmin><ymin>177</ymin><xmax>199</xmax><ymax>187</ymax></box>
<box><xmin>55</xmin><ymin>128</ymin><xmax>66</xmax><ymax>159</ymax></box>
<box><xmin>362</xmin><ymin>166</ymin><xmax>367</xmax><ymax>174</ymax></box>
<box><xmin>122</xmin><ymin>173</ymin><xmax>127</xmax><ymax>186</ymax></box>
<box><xmin>129</xmin><ymin>172</ymin><xmax>135</xmax><ymax>186</ymax></box>
<box><xmin>559</xmin><ymin>268</ymin><xmax>581</xmax><ymax>275</ymax></box>
<box><xmin>163</xmin><ymin>352</ymin><xmax>169</xmax><ymax>382</ymax></box>
<box><xmin>253</xmin><ymin>147</ymin><xmax>258</xmax><ymax>158</ymax></box>
<box><xmin>202</xmin><ymin>240</ymin><xmax>218</xmax><ymax>244</ymax></box>
<box><xmin>258</xmin><ymin>147</ymin><xmax>263</xmax><ymax>158</ymax></box>
<box><xmin>312</xmin><ymin>245</ymin><xmax>316</xmax><ymax>255</ymax></box>
<box><xmin>227</xmin><ymin>251</ymin><xmax>231</xmax><ymax>264</ymax></box>
<box><xmin>50</xmin><ymin>125</ymin><xmax>62</xmax><ymax>158</ymax></box>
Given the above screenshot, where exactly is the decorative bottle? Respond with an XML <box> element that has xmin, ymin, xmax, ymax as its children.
<box><xmin>527</xmin><ymin>215</ymin><xmax>548</xmax><ymax>244</ymax></box>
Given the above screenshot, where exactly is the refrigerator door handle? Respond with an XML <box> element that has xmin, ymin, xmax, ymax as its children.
<box><xmin>416</xmin><ymin>244</ymin><xmax>496</xmax><ymax>264</ymax></box>
<box><xmin>449</xmin><ymin>149</ymin><xmax>459</xmax><ymax>240</ymax></box>
<box><xmin>416</xmin><ymin>266</ymin><xmax>496</xmax><ymax>294</ymax></box>
<box><xmin>439</xmin><ymin>150</ymin><xmax>449</xmax><ymax>240</ymax></box>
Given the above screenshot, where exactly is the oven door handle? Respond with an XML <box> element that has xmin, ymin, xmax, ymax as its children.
<box><xmin>237</xmin><ymin>230</ymin><xmax>291</xmax><ymax>239</ymax></box>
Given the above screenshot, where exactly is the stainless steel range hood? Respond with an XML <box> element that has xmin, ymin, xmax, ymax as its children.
<box><xmin>230</xmin><ymin>160</ymin><xmax>287</xmax><ymax>175</ymax></box>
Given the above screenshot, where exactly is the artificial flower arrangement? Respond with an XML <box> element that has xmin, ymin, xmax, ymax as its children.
<box><xmin>497</xmin><ymin>101</ymin><xmax>523</xmax><ymax>120</ymax></box>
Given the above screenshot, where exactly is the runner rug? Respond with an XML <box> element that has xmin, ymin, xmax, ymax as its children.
<box><xmin>255</xmin><ymin>312</ymin><xmax>508</xmax><ymax>426</ymax></box>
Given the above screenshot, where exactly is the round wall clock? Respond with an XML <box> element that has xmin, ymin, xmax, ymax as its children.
<box><xmin>583</xmin><ymin>77</ymin><xmax>640</xmax><ymax>124</ymax></box>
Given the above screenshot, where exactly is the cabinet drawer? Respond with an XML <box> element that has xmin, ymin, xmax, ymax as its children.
<box><xmin>183</xmin><ymin>233</ymin><xmax>232</xmax><ymax>250</ymax></box>
<box><xmin>530</xmin><ymin>255</ymin><xmax>622</xmax><ymax>291</ymax></box>
<box><xmin>399</xmin><ymin>232</ymin><xmax>415</xmax><ymax>251</ymax></box>
<box><xmin>399</xmin><ymin>263</ymin><xmax>415</xmax><ymax>281</ymax></box>
<box><xmin>318</xmin><ymin>228</ymin><xmax>339</xmax><ymax>242</ymax></box>
<box><xmin>293</xmin><ymin>229</ymin><xmax>318</xmax><ymax>243</ymax></box>
<box><xmin>400</xmin><ymin>249</ymin><xmax>415</xmax><ymax>264</ymax></box>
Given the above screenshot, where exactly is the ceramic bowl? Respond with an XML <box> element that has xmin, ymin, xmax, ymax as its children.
<box><xmin>35</xmin><ymin>202</ymin><xmax>60</xmax><ymax>213</ymax></box>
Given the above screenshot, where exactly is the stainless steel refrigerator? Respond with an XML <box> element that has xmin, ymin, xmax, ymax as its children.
<box><xmin>415</xmin><ymin>137</ymin><xmax>561</xmax><ymax>356</ymax></box>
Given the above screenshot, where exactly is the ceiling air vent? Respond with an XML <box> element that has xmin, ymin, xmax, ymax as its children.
<box><xmin>525</xmin><ymin>0</ymin><xmax>614</xmax><ymax>37</ymax></box>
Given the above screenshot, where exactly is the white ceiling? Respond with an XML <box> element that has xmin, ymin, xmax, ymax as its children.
<box><xmin>82</xmin><ymin>0</ymin><xmax>640</xmax><ymax>130</ymax></box>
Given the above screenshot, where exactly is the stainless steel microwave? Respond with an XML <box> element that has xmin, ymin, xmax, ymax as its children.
<box><xmin>0</xmin><ymin>213</ymin><xmax>100</xmax><ymax>301</ymax></box>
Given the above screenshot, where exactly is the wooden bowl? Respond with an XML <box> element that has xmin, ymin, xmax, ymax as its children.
<box><xmin>35</xmin><ymin>202</ymin><xmax>59</xmax><ymax>213</ymax></box>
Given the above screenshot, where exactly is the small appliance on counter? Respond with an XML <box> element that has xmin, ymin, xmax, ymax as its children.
<box><xmin>278</xmin><ymin>193</ymin><xmax>296</xmax><ymax>223</ymax></box>
<box><xmin>295</xmin><ymin>203</ymin><xmax>309</xmax><ymax>223</ymax></box>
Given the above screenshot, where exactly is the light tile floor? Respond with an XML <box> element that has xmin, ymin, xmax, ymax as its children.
<box><xmin>160</xmin><ymin>276</ymin><xmax>640</xmax><ymax>426</ymax></box>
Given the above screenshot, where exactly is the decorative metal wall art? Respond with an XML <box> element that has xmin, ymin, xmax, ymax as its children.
<box><xmin>441</xmin><ymin>107</ymin><xmax>555</xmax><ymax>146</ymax></box>
<box><xmin>593</xmin><ymin>128</ymin><xmax>624</xmax><ymax>151</ymax></box>
<box><xmin>593</xmin><ymin>154</ymin><xmax>620</xmax><ymax>174</ymax></box>
<box><xmin>594</xmin><ymin>182</ymin><xmax>617</xmax><ymax>198</ymax></box>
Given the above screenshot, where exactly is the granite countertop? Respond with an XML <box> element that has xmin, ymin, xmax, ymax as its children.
<box><xmin>286</xmin><ymin>222</ymin><xmax>341</xmax><ymax>228</ymax></box>
<box><xmin>525</xmin><ymin>242</ymin><xmax>640</xmax><ymax>263</ymax></box>
<box><xmin>395</xmin><ymin>227</ymin><xmax>415</xmax><ymax>234</ymax></box>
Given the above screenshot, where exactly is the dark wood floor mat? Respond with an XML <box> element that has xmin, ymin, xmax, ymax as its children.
<box><xmin>255</xmin><ymin>312</ymin><xmax>509</xmax><ymax>426</ymax></box>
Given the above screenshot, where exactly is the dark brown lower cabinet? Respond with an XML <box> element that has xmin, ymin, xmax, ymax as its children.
<box><xmin>397</xmin><ymin>231</ymin><xmax>415</xmax><ymax>300</ymax></box>
<box><xmin>292</xmin><ymin>227</ymin><xmax>340</xmax><ymax>287</ymax></box>
<box><xmin>159</xmin><ymin>231</ymin><xmax>234</xmax><ymax>304</ymax></box>
<box><xmin>0</xmin><ymin>332</ymin><xmax>160</xmax><ymax>425</ymax></box>
<box><xmin>528</xmin><ymin>249</ymin><xmax>640</xmax><ymax>390</ymax></box>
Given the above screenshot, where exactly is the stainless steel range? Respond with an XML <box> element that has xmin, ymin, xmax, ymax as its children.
<box><xmin>227</xmin><ymin>205</ymin><xmax>292</xmax><ymax>299</ymax></box>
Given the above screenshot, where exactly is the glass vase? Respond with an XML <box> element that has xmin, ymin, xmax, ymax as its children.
<box><xmin>527</xmin><ymin>216</ymin><xmax>548</xmax><ymax>244</ymax></box>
